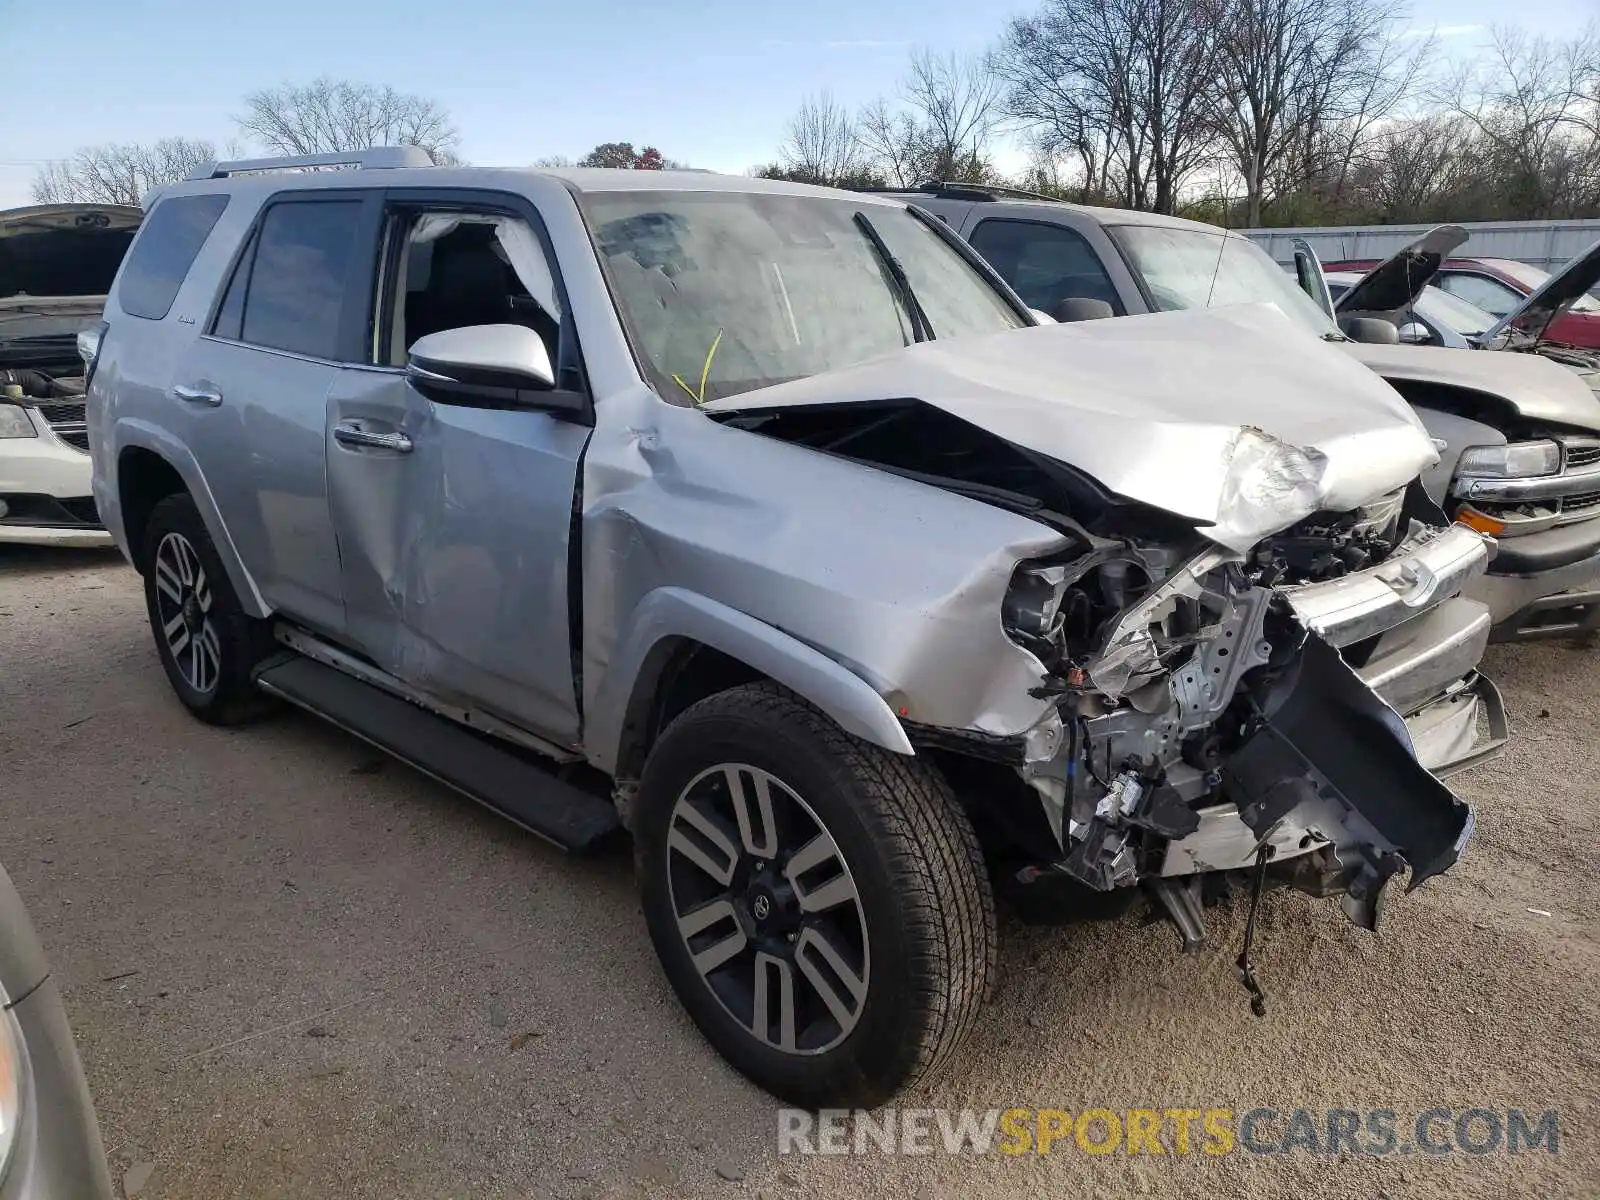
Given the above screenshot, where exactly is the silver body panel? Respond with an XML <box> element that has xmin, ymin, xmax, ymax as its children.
<box><xmin>92</xmin><ymin>166</ymin><xmax>1492</xmax><ymax>918</ymax></box>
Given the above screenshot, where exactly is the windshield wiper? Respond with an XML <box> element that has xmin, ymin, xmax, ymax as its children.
<box><xmin>853</xmin><ymin>212</ymin><xmax>934</xmax><ymax>344</ymax></box>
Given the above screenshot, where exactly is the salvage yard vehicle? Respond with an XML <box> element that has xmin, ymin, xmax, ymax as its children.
<box><xmin>0</xmin><ymin>862</ymin><xmax>114</xmax><ymax>1198</ymax></box>
<box><xmin>885</xmin><ymin>185</ymin><xmax>1600</xmax><ymax>643</ymax></box>
<box><xmin>94</xmin><ymin>151</ymin><xmax>1492</xmax><ymax>1107</ymax></box>
<box><xmin>0</xmin><ymin>204</ymin><xmax>139</xmax><ymax>547</ymax></box>
<box><xmin>1324</xmin><ymin>245</ymin><xmax>1600</xmax><ymax>351</ymax></box>
<box><xmin>1323</xmin><ymin>272</ymin><xmax>1495</xmax><ymax>350</ymax></box>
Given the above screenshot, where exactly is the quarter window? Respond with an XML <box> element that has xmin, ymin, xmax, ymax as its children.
<box><xmin>968</xmin><ymin>219</ymin><xmax>1120</xmax><ymax>313</ymax></box>
<box><xmin>116</xmin><ymin>194</ymin><xmax>229</xmax><ymax>321</ymax></box>
<box><xmin>238</xmin><ymin>201</ymin><xmax>364</xmax><ymax>359</ymax></box>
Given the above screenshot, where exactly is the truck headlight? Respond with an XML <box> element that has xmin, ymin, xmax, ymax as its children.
<box><xmin>0</xmin><ymin>404</ymin><xmax>36</xmax><ymax>440</ymax></box>
<box><xmin>1457</xmin><ymin>440</ymin><xmax>1560</xmax><ymax>477</ymax></box>
<box><xmin>0</xmin><ymin>1006</ymin><xmax>23</xmax><ymax>1181</ymax></box>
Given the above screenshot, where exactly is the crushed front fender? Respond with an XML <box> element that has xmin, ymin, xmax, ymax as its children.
<box><xmin>1222</xmin><ymin>633</ymin><xmax>1474</xmax><ymax>928</ymax></box>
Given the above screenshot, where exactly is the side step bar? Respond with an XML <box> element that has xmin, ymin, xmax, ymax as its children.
<box><xmin>254</xmin><ymin>655</ymin><xmax>622</xmax><ymax>854</ymax></box>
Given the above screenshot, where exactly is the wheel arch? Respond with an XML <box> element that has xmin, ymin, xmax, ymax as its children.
<box><xmin>113</xmin><ymin>422</ymin><xmax>271</xmax><ymax>619</ymax></box>
<box><xmin>590</xmin><ymin>587</ymin><xmax>914</xmax><ymax>780</ymax></box>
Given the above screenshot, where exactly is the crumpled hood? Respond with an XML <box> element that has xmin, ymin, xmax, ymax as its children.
<box><xmin>705</xmin><ymin>304</ymin><xmax>1437</xmax><ymax>552</ymax></box>
<box><xmin>1348</xmin><ymin>340</ymin><xmax>1600</xmax><ymax>433</ymax></box>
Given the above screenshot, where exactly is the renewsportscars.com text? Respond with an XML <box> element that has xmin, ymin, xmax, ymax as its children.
<box><xmin>777</xmin><ymin>1107</ymin><xmax>1561</xmax><ymax>1157</ymax></box>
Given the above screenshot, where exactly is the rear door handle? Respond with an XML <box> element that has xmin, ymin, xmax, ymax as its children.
<box><xmin>333</xmin><ymin>421</ymin><xmax>413</xmax><ymax>454</ymax></box>
<box><xmin>171</xmin><ymin>384</ymin><xmax>223</xmax><ymax>407</ymax></box>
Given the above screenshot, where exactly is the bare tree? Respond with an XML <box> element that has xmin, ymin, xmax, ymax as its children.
<box><xmin>994</xmin><ymin>25</ymin><xmax>1115</xmax><ymax>202</ymax></box>
<box><xmin>1444</xmin><ymin>24</ymin><xmax>1600</xmax><ymax>218</ymax></box>
<box><xmin>775</xmin><ymin>93</ymin><xmax>866</xmax><ymax>186</ymax></box>
<box><xmin>1202</xmin><ymin>0</ymin><xmax>1423</xmax><ymax>225</ymax></box>
<box><xmin>855</xmin><ymin>97</ymin><xmax>926</xmax><ymax>187</ymax></box>
<box><xmin>237</xmin><ymin>78</ymin><xmax>462</xmax><ymax>165</ymax></box>
<box><xmin>900</xmin><ymin>51</ymin><xmax>1005</xmax><ymax>181</ymax></box>
<box><xmin>996</xmin><ymin>0</ymin><xmax>1219</xmax><ymax>212</ymax></box>
<box><xmin>32</xmin><ymin>138</ymin><xmax>219</xmax><ymax>205</ymax></box>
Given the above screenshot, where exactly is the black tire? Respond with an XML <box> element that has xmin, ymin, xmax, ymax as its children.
<box><xmin>141</xmin><ymin>493</ymin><xmax>275</xmax><ymax>725</ymax></box>
<box><xmin>634</xmin><ymin>681</ymin><xmax>997</xmax><ymax>1108</ymax></box>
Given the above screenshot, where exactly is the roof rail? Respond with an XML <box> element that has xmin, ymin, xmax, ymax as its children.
<box><xmin>186</xmin><ymin>146</ymin><xmax>435</xmax><ymax>181</ymax></box>
<box><xmin>848</xmin><ymin>181</ymin><xmax>1063</xmax><ymax>203</ymax></box>
<box><xmin>918</xmin><ymin>180</ymin><xmax>1062</xmax><ymax>203</ymax></box>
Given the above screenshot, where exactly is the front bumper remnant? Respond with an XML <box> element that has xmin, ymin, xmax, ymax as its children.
<box><xmin>1222</xmin><ymin>635</ymin><xmax>1473</xmax><ymax>929</ymax></box>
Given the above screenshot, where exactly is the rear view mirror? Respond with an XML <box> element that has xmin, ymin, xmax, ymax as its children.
<box><xmin>1054</xmin><ymin>297</ymin><xmax>1115</xmax><ymax>323</ymax></box>
<box><xmin>1337</xmin><ymin>316</ymin><xmax>1401</xmax><ymax>346</ymax></box>
<box><xmin>407</xmin><ymin>324</ymin><xmax>586</xmax><ymax>420</ymax></box>
<box><xmin>1397</xmin><ymin>321</ymin><xmax>1431</xmax><ymax>345</ymax></box>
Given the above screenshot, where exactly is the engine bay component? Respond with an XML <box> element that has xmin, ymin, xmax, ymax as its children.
<box><xmin>1003</xmin><ymin>508</ymin><xmax>1485</xmax><ymax>957</ymax></box>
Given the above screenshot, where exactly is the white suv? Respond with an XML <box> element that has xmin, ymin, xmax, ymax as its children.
<box><xmin>0</xmin><ymin>204</ymin><xmax>140</xmax><ymax>547</ymax></box>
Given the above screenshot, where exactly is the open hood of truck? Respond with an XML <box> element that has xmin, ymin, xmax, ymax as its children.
<box><xmin>704</xmin><ymin>304</ymin><xmax>1437</xmax><ymax>553</ymax></box>
<box><xmin>1334</xmin><ymin>225</ymin><xmax>1468</xmax><ymax>315</ymax></box>
<box><xmin>1480</xmin><ymin>235</ymin><xmax>1600</xmax><ymax>353</ymax></box>
<box><xmin>0</xmin><ymin>203</ymin><xmax>141</xmax><ymax>316</ymax></box>
<box><xmin>1347</xmin><ymin>339</ymin><xmax>1600</xmax><ymax>433</ymax></box>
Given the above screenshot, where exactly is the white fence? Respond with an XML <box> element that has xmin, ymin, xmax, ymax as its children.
<box><xmin>1241</xmin><ymin>219</ymin><xmax>1600</xmax><ymax>272</ymax></box>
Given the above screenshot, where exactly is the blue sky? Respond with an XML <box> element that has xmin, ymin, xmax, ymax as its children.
<box><xmin>2</xmin><ymin>0</ymin><xmax>1595</xmax><ymax>206</ymax></box>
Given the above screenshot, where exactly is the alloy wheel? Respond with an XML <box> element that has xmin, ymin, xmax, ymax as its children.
<box><xmin>666</xmin><ymin>764</ymin><xmax>869</xmax><ymax>1055</ymax></box>
<box><xmin>153</xmin><ymin>531</ymin><xmax>221</xmax><ymax>695</ymax></box>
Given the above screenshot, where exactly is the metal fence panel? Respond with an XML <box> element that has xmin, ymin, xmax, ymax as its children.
<box><xmin>1242</xmin><ymin>220</ymin><xmax>1600</xmax><ymax>273</ymax></box>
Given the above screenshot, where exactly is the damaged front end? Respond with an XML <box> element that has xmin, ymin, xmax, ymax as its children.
<box><xmin>1005</xmin><ymin>485</ymin><xmax>1486</xmax><ymax>979</ymax></box>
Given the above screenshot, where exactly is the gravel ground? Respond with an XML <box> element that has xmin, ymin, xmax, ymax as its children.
<box><xmin>1</xmin><ymin>544</ymin><xmax>1596</xmax><ymax>1199</ymax></box>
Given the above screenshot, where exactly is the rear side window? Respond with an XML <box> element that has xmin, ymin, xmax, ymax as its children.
<box><xmin>969</xmin><ymin>218</ymin><xmax>1121</xmax><ymax>313</ymax></box>
<box><xmin>238</xmin><ymin>201</ymin><xmax>364</xmax><ymax>359</ymax></box>
<box><xmin>117</xmin><ymin>194</ymin><xmax>229</xmax><ymax>320</ymax></box>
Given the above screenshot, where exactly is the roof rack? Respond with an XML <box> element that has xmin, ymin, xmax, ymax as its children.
<box><xmin>186</xmin><ymin>146</ymin><xmax>435</xmax><ymax>181</ymax></box>
<box><xmin>851</xmin><ymin>181</ymin><xmax>1063</xmax><ymax>204</ymax></box>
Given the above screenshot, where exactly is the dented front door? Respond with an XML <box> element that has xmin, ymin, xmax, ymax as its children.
<box><xmin>324</xmin><ymin>363</ymin><xmax>590</xmax><ymax>747</ymax></box>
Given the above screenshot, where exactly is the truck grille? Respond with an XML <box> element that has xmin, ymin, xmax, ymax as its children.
<box><xmin>1564</xmin><ymin>489</ymin><xmax>1600</xmax><ymax>514</ymax></box>
<box><xmin>31</xmin><ymin>399</ymin><xmax>89</xmax><ymax>454</ymax></box>
<box><xmin>1563</xmin><ymin>438</ymin><xmax>1600</xmax><ymax>469</ymax></box>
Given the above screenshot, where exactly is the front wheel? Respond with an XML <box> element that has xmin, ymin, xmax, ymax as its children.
<box><xmin>634</xmin><ymin>682</ymin><xmax>996</xmax><ymax>1108</ymax></box>
<box><xmin>141</xmin><ymin>493</ymin><xmax>274</xmax><ymax>724</ymax></box>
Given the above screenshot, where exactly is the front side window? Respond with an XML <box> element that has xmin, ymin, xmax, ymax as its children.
<box><xmin>968</xmin><ymin>218</ymin><xmax>1120</xmax><ymax>313</ymax></box>
<box><xmin>238</xmin><ymin>201</ymin><xmax>363</xmax><ymax>359</ymax></box>
<box><xmin>117</xmin><ymin>194</ymin><xmax>229</xmax><ymax>321</ymax></box>
<box><xmin>1437</xmin><ymin>272</ymin><xmax>1523</xmax><ymax>318</ymax></box>
<box><xmin>581</xmin><ymin>191</ymin><xmax>1024</xmax><ymax>405</ymax></box>
<box><xmin>1110</xmin><ymin>224</ymin><xmax>1336</xmax><ymax>336</ymax></box>
<box><xmin>377</xmin><ymin>211</ymin><xmax>563</xmax><ymax>368</ymax></box>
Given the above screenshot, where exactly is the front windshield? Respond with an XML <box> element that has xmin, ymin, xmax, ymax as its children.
<box><xmin>581</xmin><ymin>191</ymin><xmax>1025</xmax><ymax>405</ymax></box>
<box><xmin>1495</xmin><ymin>260</ymin><xmax>1600</xmax><ymax>313</ymax></box>
<box><xmin>1420</xmin><ymin>285</ymin><xmax>1496</xmax><ymax>335</ymax></box>
<box><xmin>1110</xmin><ymin>224</ymin><xmax>1337</xmax><ymax>336</ymax></box>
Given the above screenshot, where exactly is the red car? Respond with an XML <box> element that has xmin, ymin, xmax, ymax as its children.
<box><xmin>1323</xmin><ymin>252</ymin><xmax>1600</xmax><ymax>351</ymax></box>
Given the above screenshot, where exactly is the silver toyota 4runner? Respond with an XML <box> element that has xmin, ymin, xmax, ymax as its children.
<box><xmin>91</xmin><ymin>150</ymin><xmax>1496</xmax><ymax>1107</ymax></box>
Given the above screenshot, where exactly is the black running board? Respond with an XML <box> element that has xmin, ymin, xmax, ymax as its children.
<box><xmin>254</xmin><ymin>655</ymin><xmax>621</xmax><ymax>853</ymax></box>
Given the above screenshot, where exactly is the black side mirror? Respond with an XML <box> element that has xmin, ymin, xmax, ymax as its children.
<box><xmin>1337</xmin><ymin>316</ymin><xmax>1401</xmax><ymax>346</ymax></box>
<box><xmin>1054</xmin><ymin>297</ymin><xmax>1115</xmax><ymax>323</ymax></box>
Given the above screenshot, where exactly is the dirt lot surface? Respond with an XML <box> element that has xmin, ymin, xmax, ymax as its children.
<box><xmin>2</xmin><ymin>544</ymin><xmax>1596</xmax><ymax>1199</ymax></box>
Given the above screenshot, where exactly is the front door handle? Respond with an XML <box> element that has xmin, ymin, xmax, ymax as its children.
<box><xmin>171</xmin><ymin>384</ymin><xmax>223</xmax><ymax>407</ymax></box>
<box><xmin>333</xmin><ymin>421</ymin><xmax>413</xmax><ymax>454</ymax></box>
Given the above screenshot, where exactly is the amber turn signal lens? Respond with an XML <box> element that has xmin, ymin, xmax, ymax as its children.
<box><xmin>1456</xmin><ymin>509</ymin><xmax>1507</xmax><ymax>536</ymax></box>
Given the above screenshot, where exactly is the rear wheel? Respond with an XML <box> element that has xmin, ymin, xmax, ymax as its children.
<box><xmin>635</xmin><ymin>682</ymin><xmax>996</xmax><ymax>1108</ymax></box>
<box><xmin>141</xmin><ymin>493</ymin><xmax>274</xmax><ymax>724</ymax></box>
